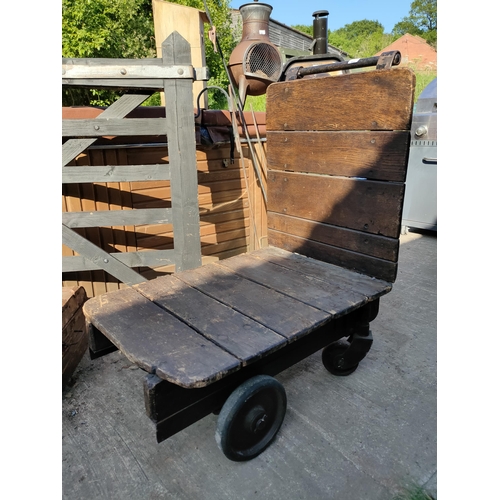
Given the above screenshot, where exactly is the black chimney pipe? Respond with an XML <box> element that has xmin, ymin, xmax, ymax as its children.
<box><xmin>312</xmin><ymin>10</ymin><xmax>329</xmax><ymax>55</ymax></box>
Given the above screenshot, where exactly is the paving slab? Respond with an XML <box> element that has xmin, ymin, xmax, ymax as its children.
<box><xmin>62</xmin><ymin>230</ymin><xmax>437</xmax><ymax>499</ymax></box>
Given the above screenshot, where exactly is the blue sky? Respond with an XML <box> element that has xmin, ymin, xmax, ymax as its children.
<box><xmin>229</xmin><ymin>1</ymin><xmax>414</xmax><ymax>33</ymax></box>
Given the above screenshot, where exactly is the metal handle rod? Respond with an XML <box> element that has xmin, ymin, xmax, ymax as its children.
<box><xmin>295</xmin><ymin>51</ymin><xmax>401</xmax><ymax>79</ymax></box>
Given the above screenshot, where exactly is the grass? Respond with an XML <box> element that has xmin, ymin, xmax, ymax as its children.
<box><xmin>243</xmin><ymin>94</ymin><xmax>267</xmax><ymax>112</ymax></box>
<box><xmin>393</xmin><ymin>484</ymin><xmax>436</xmax><ymax>500</ymax></box>
<box><xmin>414</xmin><ymin>70</ymin><xmax>437</xmax><ymax>99</ymax></box>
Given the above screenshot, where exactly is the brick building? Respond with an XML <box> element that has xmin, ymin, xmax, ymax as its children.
<box><xmin>376</xmin><ymin>33</ymin><xmax>436</xmax><ymax>71</ymax></box>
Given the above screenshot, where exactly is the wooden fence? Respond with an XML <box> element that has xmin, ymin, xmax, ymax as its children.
<box><xmin>62</xmin><ymin>32</ymin><xmax>267</xmax><ymax>298</ymax></box>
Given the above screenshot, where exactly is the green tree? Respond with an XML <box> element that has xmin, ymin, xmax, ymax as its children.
<box><xmin>328</xmin><ymin>20</ymin><xmax>395</xmax><ymax>58</ymax></box>
<box><xmin>393</xmin><ymin>0</ymin><xmax>437</xmax><ymax>47</ymax></box>
<box><xmin>290</xmin><ymin>24</ymin><xmax>313</xmax><ymax>37</ymax></box>
<box><xmin>62</xmin><ymin>0</ymin><xmax>156</xmax><ymax>105</ymax></box>
<box><xmin>62</xmin><ymin>0</ymin><xmax>235</xmax><ymax>108</ymax></box>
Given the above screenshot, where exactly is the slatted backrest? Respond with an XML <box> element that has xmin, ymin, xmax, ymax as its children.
<box><xmin>265</xmin><ymin>68</ymin><xmax>416</xmax><ymax>282</ymax></box>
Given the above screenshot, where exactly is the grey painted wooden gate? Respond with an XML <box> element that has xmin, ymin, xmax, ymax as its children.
<box><xmin>62</xmin><ymin>33</ymin><xmax>207</xmax><ymax>285</ymax></box>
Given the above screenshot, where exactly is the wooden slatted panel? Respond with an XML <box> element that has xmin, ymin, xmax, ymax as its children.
<box><xmin>267</xmin><ymin>171</ymin><xmax>404</xmax><ymax>238</ymax></box>
<box><xmin>62</xmin><ymin>145</ymin><xmax>254</xmax><ymax>295</ymax></box>
<box><xmin>83</xmin><ymin>247</ymin><xmax>392</xmax><ymax>387</ymax></box>
<box><xmin>83</xmin><ymin>287</ymin><xmax>240</xmax><ymax>388</ymax></box>
<box><xmin>266</xmin><ymin>131</ymin><xmax>409</xmax><ymax>182</ymax></box>
<box><xmin>266</xmin><ymin>68</ymin><xmax>415</xmax><ymax>132</ymax></box>
<box><xmin>250</xmin><ymin>246</ymin><xmax>392</xmax><ymax>299</ymax></box>
<box><xmin>265</xmin><ymin>68</ymin><xmax>415</xmax><ymax>283</ymax></box>
<box><xmin>134</xmin><ymin>275</ymin><xmax>287</xmax><ymax>365</ymax></box>
<box><xmin>175</xmin><ymin>263</ymin><xmax>330</xmax><ymax>341</ymax></box>
<box><xmin>217</xmin><ymin>252</ymin><xmax>369</xmax><ymax>315</ymax></box>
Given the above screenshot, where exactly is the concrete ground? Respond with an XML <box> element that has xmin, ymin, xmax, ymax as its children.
<box><xmin>62</xmin><ymin>230</ymin><xmax>437</xmax><ymax>500</ymax></box>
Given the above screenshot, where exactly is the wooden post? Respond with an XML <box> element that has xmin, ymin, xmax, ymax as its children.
<box><xmin>153</xmin><ymin>0</ymin><xmax>209</xmax><ymax>110</ymax></box>
<box><xmin>163</xmin><ymin>32</ymin><xmax>202</xmax><ymax>271</ymax></box>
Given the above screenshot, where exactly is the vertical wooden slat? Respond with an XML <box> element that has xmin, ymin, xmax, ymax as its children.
<box><xmin>162</xmin><ymin>32</ymin><xmax>202</xmax><ymax>271</ymax></box>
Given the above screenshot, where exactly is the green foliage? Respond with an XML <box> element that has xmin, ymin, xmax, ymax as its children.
<box><xmin>392</xmin><ymin>484</ymin><xmax>435</xmax><ymax>500</ymax></box>
<box><xmin>290</xmin><ymin>24</ymin><xmax>313</xmax><ymax>37</ymax></box>
<box><xmin>62</xmin><ymin>0</ymin><xmax>155</xmax><ymax>59</ymax></box>
<box><xmin>393</xmin><ymin>0</ymin><xmax>437</xmax><ymax>47</ymax></box>
<box><xmin>334</xmin><ymin>19</ymin><xmax>385</xmax><ymax>40</ymax></box>
<box><xmin>329</xmin><ymin>29</ymin><xmax>396</xmax><ymax>59</ymax></box>
<box><xmin>62</xmin><ymin>0</ymin><xmax>235</xmax><ymax>108</ymax></box>
<box><xmin>62</xmin><ymin>0</ymin><xmax>156</xmax><ymax>106</ymax></box>
<box><xmin>292</xmin><ymin>18</ymin><xmax>397</xmax><ymax>59</ymax></box>
<box><xmin>328</xmin><ymin>19</ymin><xmax>389</xmax><ymax>57</ymax></box>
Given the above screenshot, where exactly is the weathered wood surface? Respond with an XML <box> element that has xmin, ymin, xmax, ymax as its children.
<box><xmin>162</xmin><ymin>32</ymin><xmax>202</xmax><ymax>272</ymax></box>
<box><xmin>62</xmin><ymin>249</ymin><xmax>175</xmax><ymax>273</ymax></box>
<box><xmin>218</xmin><ymin>252</ymin><xmax>367</xmax><ymax>315</ymax></box>
<box><xmin>62</xmin><ymin>286</ymin><xmax>88</xmax><ymax>388</ymax></box>
<box><xmin>265</xmin><ymin>68</ymin><xmax>415</xmax><ymax>283</ymax></box>
<box><xmin>175</xmin><ymin>262</ymin><xmax>330</xmax><ymax>341</ymax></box>
<box><xmin>267</xmin><ymin>170</ymin><xmax>405</xmax><ymax>239</ymax></box>
<box><xmin>62</xmin><ymin>224</ymin><xmax>146</xmax><ymax>285</ymax></box>
<box><xmin>135</xmin><ymin>275</ymin><xmax>287</xmax><ymax>365</ymax></box>
<box><xmin>267</xmin><ymin>212</ymin><xmax>398</xmax><ymax>261</ymax></box>
<box><xmin>83</xmin><ymin>247</ymin><xmax>391</xmax><ymax>389</ymax></box>
<box><xmin>266</xmin><ymin>131</ymin><xmax>410</xmax><ymax>182</ymax></box>
<box><xmin>83</xmin><ymin>287</ymin><xmax>240</xmax><ymax>388</ymax></box>
<box><xmin>267</xmin><ymin>229</ymin><xmax>398</xmax><ymax>283</ymax></box>
<box><xmin>62</xmin><ymin>164</ymin><xmax>171</xmax><ymax>184</ymax></box>
<box><xmin>63</xmin><ymin>118</ymin><xmax>169</xmax><ymax>138</ymax></box>
<box><xmin>249</xmin><ymin>246</ymin><xmax>392</xmax><ymax>299</ymax></box>
<box><xmin>62</xmin><ymin>32</ymin><xmax>202</xmax><ymax>282</ymax></box>
<box><xmin>62</xmin><ymin>208</ymin><xmax>172</xmax><ymax>229</ymax></box>
<box><xmin>266</xmin><ymin>68</ymin><xmax>415</xmax><ymax>132</ymax></box>
<box><xmin>62</xmin><ymin>93</ymin><xmax>151</xmax><ymax>167</ymax></box>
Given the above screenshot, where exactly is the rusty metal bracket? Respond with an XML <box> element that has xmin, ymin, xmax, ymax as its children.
<box><xmin>376</xmin><ymin>50</ymin><xmax>402</xmax><ymax>69</ymax></box>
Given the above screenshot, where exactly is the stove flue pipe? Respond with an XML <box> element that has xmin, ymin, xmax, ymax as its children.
<box><xmin>312</xmin><ymin>10</ymin><xmax>329</xmax><ymax>55</ymax></box>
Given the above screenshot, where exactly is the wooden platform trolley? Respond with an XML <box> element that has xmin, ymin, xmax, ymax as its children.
<box><xmin>82</xmin><ymin>67</ymin><xmax>416</xmax><ymax>461</ymax></box>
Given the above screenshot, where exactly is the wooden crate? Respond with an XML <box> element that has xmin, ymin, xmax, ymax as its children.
<box><xmin>62</xmin><ymin>286</ymin><xmax>88</xmax><ymax>387</ymax></box>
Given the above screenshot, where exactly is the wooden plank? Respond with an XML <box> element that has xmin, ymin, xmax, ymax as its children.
<box><xmin>266</xmin><ymin>68</ymin><xmax>415</xmax><ymax>132</ymax></box>
<box><xmin>62</xmin><ymin>93</ymin><xmax>151</xmax><ymax>166</ymax></box>
<box><xmin>62</xmin><ymin>224</ymin><xmax>146</xmax><ymax>285</ymax></box>
<box><xmin>62</xmin><ymin>208</ymin><xmax>173</xmax><ymax>228</ymax></box>
<box><xmin>152</xmin><ymin>0</ymin><xmax>209</xmax><ymax>108</ymax></box>
<box><xmin>266</xmin><ymin>131</ymin><xmax>410</xmax><ymax>182</ymax></box>
<box><xmin>267</xmin><ymin>230</ymin><xmax>398</xmax><ymax>282</ymax></box>
<box><xmin>62</xmin><ymin>118</ymin><xmax>168</xmax><ymax>138</ymax></box>
<box><xmin>62</xmin><ymin>249</ymin><xmax>175</xmax><ymax>272</ymax></box>
<box><xmin>62</xmin><ymin>59</ymin><xmax>195</xmax><ymax>79</ymax></box>
<box><xmin>250</xmin><ymin>246</ymin><xmax>392</xmax><ymax>299</ymax></box>
<box><xmin>267</xmin><ymin>212</ymin><xmax>398</xmax><ymax>262</ymax></box>
<box><xmin>62</xmin><ymin>164</ymin><xmax>171</xmax><ymax>183</ymax></box>
<box><xmin>162</xmin><ymin>32</ymin><xmax>202</xmax><ymax>271</ymax></box>
<box><xmin>62</xmin><ymin>285</ymin><xmax>87</xmax><ymax>327</ymax></box>
<box><xmin>134</xmin><ymin>275</ymin><xmax>287</xmax><ymax>364</ymax></box>
<box><xmin>62</xmin><ymin>286</ymin><xmax>88</xmax><ymax>387</ymax></box>
<box><xmin>175</xmin><ymin>263</ymin><xmax>330</xmax><ymax>340</ymax></box>
<box><xmin>267</xmin><ymin>170</ymin><xmax>404</xmax><ymax>239</ymax></box>
<box><xmin>82</xmin><ymin>287</ymin><xmax>241</xmax><ymax>388</ymax></box>
<box><xmin>217</xmin><ymin>252</ymin><xmax>369</xmax><ymax>316</ymax></box>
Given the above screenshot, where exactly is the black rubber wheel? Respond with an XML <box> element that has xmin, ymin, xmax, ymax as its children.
<box><xmin>215</xmin><ymin>375</ymin><xmax>287</xmax><ymax>461</ymax></box>
<box><xmin>322</xmin><ymin>342</ymin><xmax>359</xmax><ymax>376</ymax></box>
